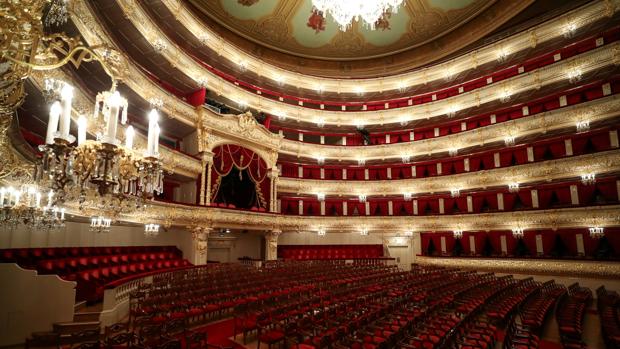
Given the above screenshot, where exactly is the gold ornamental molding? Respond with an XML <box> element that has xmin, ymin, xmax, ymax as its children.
<box><xmin>95</xmin><ymin>0</ymin><xmax>620</xmax><ymax>127</ymax></box>
<box><xmin>416</xmin><ymin>256</ymin><xmax>620</xmax><ymax>280</ymax></box>
<box><xmin>279</xmin><ymin>95</ymin><xmax>620</xmax><ymax>161</ymax></box>
<box><xmin>160</xmin><ymin>0</ymin><xmax>615</xmax><ymax>94</ymax></box>
<box><xmin>102</xmin><ymin>201</ymin><xmax>620</xmax><ymax>233</ymax></box>
<box><xmin>28</xmin><ymin>70</ymin><xmax>202</xmax><ymax>179</ymax></box>
<box><xmin>68</xmin><ymin>0</ymin><xmax>620</xmax><ymax>163</ymax></box>
<box><xmin>197</xmin><ymin>108</ymin><xmax>283</xmax><ymax>168</ymax></box>
<box><xmin>278</xmin><ymin>150</ymin><xmax>620</xmax><ymax>196</ymax></box>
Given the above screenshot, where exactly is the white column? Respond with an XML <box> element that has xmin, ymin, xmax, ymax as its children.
<box><xmin>268</xmin><ymin>168</ymin><xmax>279</xmax><ymax>212</ymax></box>
<box><xmin>265</xmin><ymin>229</ymin><xmax>282</xmax><ymax>261</ymax></box>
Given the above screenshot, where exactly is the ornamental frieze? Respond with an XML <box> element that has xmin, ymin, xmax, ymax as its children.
<box><xmin>77</xmin><ymin>0</ymin><xmax>620</xmax><ymax>126</ymax></box>
<box><xmin>112</xmin><ymin>202</ymin><xmax>620</xmax><ymax>233</ymax></box>
<box><xmin>161</xmin><ymin>0</ymin><xmax>614</xmax><ymax>94</ymax></box>
<box><xmin>279</xmin><ymin>95</ymin><xmax>620</xmax><ymax>160</ymax></box>
<box><xmin>416</xmin><ymin>256</ymin><xmax>620</xmax><ymax>279</ymax></box>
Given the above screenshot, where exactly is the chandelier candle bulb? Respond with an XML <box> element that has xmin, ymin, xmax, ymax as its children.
<box><xmin>47</xmin><ymin>190</ymin><xmax>53</xmax><ymax>207</ymax></box>
<box><xmin>46</xmin><ymin>101</ymin><xmax>61</xmax><ymax>144</ymax></box>
<box><xmin>125</xmin><ymin>126</ymin><xmax>135</xmax><ymax>149</ymax></box>
<box><xmin>105</xmin><ymin>91</ymin><xmax>121</xmax><ymax>142</ymax></box>
<box><xmin>77</xmin><ymin>115</ymin><xmax>87</xmax><ymax>145</ymax></box>
<box><xmin>58</xmin><ymin>84</ymin><xmax>73</xmax><ymax>139</ymax></box>
<box><xmin>147</xmin><ymin>109</ymin><xmax>160</xmax><ymax>157</ymax></box>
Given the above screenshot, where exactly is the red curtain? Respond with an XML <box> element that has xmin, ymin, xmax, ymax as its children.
<box><xmin>210</xmin><ymin>144</ymin><xmax>270</xmax><ymax>209</ymax></box>
<box><xmin>186</xmin><ymin>88</ymin><xmax>206</xmax><ymax>107</ymax></box>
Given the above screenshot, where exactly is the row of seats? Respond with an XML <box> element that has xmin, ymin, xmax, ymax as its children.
<box><xmin>557</xmin><ymin>283</ymin><xmax>592</xmax><ymax>348</ymax></box>
<box><xmin>597</xmin><ymin>286</ymin><xmax>620</xmax><ymax>348</ymax></box>
<box><xmin>277</xmin><ymin>244</ymin><xmax>384</xmax><ymax>260</ymax></box>
<box><xmin>0</xmin><ymin>246</ymin><xmax>190</xmax><ymax>303</ymax></box>
<box><xmin>0</xmin><ymin>245</ymin><xmax>181</xmax><ymax>270</ymax></box>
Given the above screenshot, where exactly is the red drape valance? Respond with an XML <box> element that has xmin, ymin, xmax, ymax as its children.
<box><xmin>210</xmin><ymin>144</ymin><xmax>270</xmax><ymax>209</ymax></box>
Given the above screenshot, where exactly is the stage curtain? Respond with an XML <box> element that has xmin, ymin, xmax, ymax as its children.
<box><xmin>210</xmin><ymin>144</ymin><xmax>270</xmax><ymax>209</ymax></box>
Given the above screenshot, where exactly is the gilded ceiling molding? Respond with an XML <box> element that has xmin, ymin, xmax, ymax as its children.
<box><xmin>197</xmin><ymin>109</ymin><xmax>282</xmax><ymax>168</ymax></box>
<box><xmin>416</xmin><ymin>256</ymin><xmax>620</xmax><ymax>279</ymax></box>
<box><xmin>103</xmin><ymin>200</ymin><xmax>620</xmax><ymax>233</ymax></box>
<box><xmin>28</xmin><ymin>70</ymin><xmax>202</xmax><ymax>179</ymax></box>
<box><xmin>66</xmin><ymin>1</ymin><xmax>620</xmax><ymax>165</ymax></box>
<box><xmin>278</xmin><ymin>150</ymin><xmax>620</xmax><ymax>196</ymax></box>
<box><xmin>160</xmin><ymin>0</ymin><xmax>615</xmax><ymax>93</ymax></box>
<box><xmin>279</xmin><ymin>95</ymin><xmax>620</xmax><ymax>161</ymax></box>
<box><xmin>98</xmin><ymin>0</ymin><xmax>620</xmax><ymax>126</ymax></box>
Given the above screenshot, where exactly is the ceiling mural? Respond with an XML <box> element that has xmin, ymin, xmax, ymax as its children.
<box><xmin>189</xmin><ymin>0</ymin><xmax>496</xmax><ymax>61</ymax></box>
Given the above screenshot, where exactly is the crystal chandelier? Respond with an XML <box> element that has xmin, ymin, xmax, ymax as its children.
<box><xmin>35</xmin><ymin>82</ymin><xmax>164</xmax><ymax>216</ymax></box>
<box><xmin>0</xmin><ymin>185</ymin><xmax>65</xmax><ymax>231</ymax></box>
<box><xmin>312</xmin><ymin>0</ymin><xmax>405</xmax><ymax>31</ymax></box>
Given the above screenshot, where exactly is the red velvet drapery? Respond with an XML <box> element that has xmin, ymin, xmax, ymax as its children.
<box><xmin>210</xmin><ymin>144</ymin><xmax>270</xmax><ymax>209</ymax></box>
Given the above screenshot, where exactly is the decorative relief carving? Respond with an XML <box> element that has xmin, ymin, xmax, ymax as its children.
<box><xmin>88</xmin><ymin>0</ymin><xmax>620</xmax><ymax>126</ymax></box>
<box><xmin>278</xmin><ymin>151</ymin><xmax>620</xmax><ymax>195</ymax></box>
<box><xmin>161</xmin><ymin>0</ymin><xmax>612</xmax><ymax>92</ymax></box>
<box><xmin>416</xmin><ymin>256</ymin><xmax>620</xmax><ymax>279</ymax></box>
<box><xmin>279</xmin><ymin>95</ymin><xmax>620</xmax><ymax>160</ymax></box>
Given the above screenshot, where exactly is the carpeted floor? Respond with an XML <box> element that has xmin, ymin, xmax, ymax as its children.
<box><xmin>197</xmin><ymin>318</ymin><xmax>246</xmax><ymax>349</ymax></box>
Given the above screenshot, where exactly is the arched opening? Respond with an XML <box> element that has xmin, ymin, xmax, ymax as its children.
<box><xmin>209</xmin><ymin>144</ymin><xmax>270</xmax><ymax>210</ymax></box>
<box><xmin>214</xmin><ymin>166</ymin><xmax>259</xmax><ymax>209</ymax></box>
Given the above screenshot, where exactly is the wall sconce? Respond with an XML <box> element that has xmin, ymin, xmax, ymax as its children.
<box><xmin>448</xmin><ymin>148</ymin><xmax>458</xmax><ymax>156</ymax></box>
<box><xmin>588</xmin><ymin>227</ymin><xmax>604</xmax><ymax>239</ymax></box>
<box><xmin>360</xmin><ymin>229</ymin><xmax>369</xmax><ymax>236</ymax></box>
<box><xmin>512</xmin><ymin>228</ymin><xmax>524</xmax><ymax>239</ymax></box>
<box><xmin>357</xmin><ymin>158</ymin><xmax>366</xmax><ymax>166</ymax></box>
<box><xmin>403</xmin><ymin>192</ymin><xmax>412</xmax><ymax>201</ymax></box>
<box><xmin>450</xmin><ymin>189</ymin><xmax>461</xmax><ymax>198</ymax></box>
<box><xmin>317</xmin><ymin>229</ymin><xmax>326</xmax><ymax>236</ymax></box>
<box><xmin>316</xmin><ymin>193</ymin><xmax>325</xmax><ymax>201</ymax></box>
<box><xmin>358</xmin><ymin>194</ymin><xmax>367</xmax><ymax>203</ymax></box>
<box><xmin>316</xmin><ymin>118</ymin><xmax>325</xmax><ymax>128</ymax></box>
<box><xmin>497</xmin><ymin>47</ymin><xmax>510</xmax><ymax>62</ymax></box>
<box><xmin>576</xmin><ymin>120</ymin><xmax>590</xmax><ymax>132</ymax></box>
<box><xmin>446</xmin><ymin>104</ymin><xmax>459</xmax><ymax>118</ymax></box>
<box><xmin>567</xmin><ymin>68</ymin><xmax>582</xmax><ymax>84</ymax></box>
<box><xmin>401</xmin><ymin>155</ymin><xmax>411</xmax><ymax>163</ymax></box>
<box><xmin>316</xmin><ymin>156</ymin><xmax>325</xmax><ymax>165</ymax></box>
<box><xmin>563</xmin><ymin>22</ymin><xmax>577</xmax><ymax>38</ymax></box>
<box><xmin>403</xmin><ymin>231</ymin><xmax>413</xmax><ymax>236</ymax></box>
<box><xmin>499</xmin><ymin>88</ymin><xmax>512</xmax><ymax>103</ymax></box>
<box><xmin>453</xmin><ymin>230</ymin><xmax>463</xmax><ymax>239</ymax></box>
<box><xmin>508</xmin><ymin>182</ymin><xmax>520</xmax><ymax>193</ymax></box>
<box><xmin>581</xmin><ymin>173</ymin><xmax>595</xmax><ymax>185</ymax></box>
<box><xmin>354</xmin><ymin>86</ymin><xmax>365</xmax><ymax>95</ymax></box>
<box><xmin>504</xmin><ymin>136</ymin><xmax>516</xmax><ymax>146</ymax></box>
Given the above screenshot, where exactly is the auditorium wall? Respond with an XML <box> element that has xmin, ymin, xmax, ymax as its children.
<box><xmin>207</xmin><ymin>231</ymin><xmax>263</xmax><ymax>263</ymax></box>
<box><xmin>0</xmin><ymin>222</ymin><xmax>194</xmax><ymax>260</ymax></box>
<box><xmin>278</xmin><ymin>231</ymin><xmax>418</xmax><ymax>269</ymax></box>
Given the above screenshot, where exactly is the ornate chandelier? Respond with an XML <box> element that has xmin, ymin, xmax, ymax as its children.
<box><xmin>0</xmin><ymin>185</ymin><xmax>65</xmax><ymax>231</ymax></box>
<box><xmin>35</xmin><ymin>81</ymin><xmax>164</xmax><ymax>216</ymax></box>
<box><xmin>311</xmin><ymin>0</ymin><xmax>405</xmax><ymax>31</ymax></box>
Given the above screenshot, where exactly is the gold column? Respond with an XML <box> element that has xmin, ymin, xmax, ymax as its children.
<box><xmin>199</xmin><ymin>155</ymin><xmax>207</xmax><ymax>206</ymax></box>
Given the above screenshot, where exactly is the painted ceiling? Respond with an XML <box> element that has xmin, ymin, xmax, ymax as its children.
<box><xmin>189</xmin><ymin>0</ymin><xmax>497</xmax><ymax>61</ymax></box>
